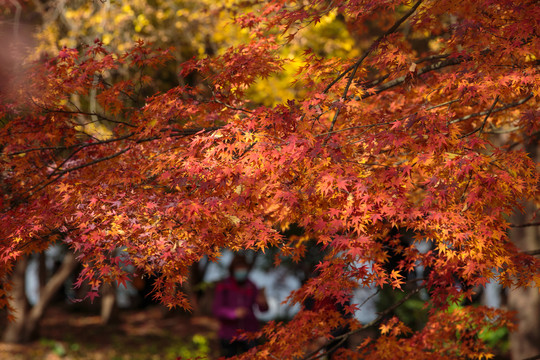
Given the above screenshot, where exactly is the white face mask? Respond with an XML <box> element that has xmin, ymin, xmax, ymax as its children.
<box><xmin>233</xmin><ymin>268</ymin><xmax>249</xmax><ymax>282</ymax></box>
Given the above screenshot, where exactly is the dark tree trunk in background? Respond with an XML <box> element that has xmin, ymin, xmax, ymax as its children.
<box><xmin>2</xmin><ymin>256</ymin><xmax>29</xmax><ymax>343</ymax></box>
<box><xmin>100</xmin><ymin>282</ymin><xmax>117</xmax><ymax>324</ymax></box>
<box><xmin>38</xmin><ymin>252</ymin><xmax>47</xmax><ymax>294</ymax></box>
<box><xmin>507</xmin><ymin>141</ymin><xmax>540</xmax><ymax>360</ymax></box>
<box><xmin>2</xmin><ymin>252</ymin><xmax>77</xmax><ymax>343</ymax></box>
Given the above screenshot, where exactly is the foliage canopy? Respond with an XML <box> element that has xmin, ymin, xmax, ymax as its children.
<box><xmin>1</xmin><ymin>0</ymin><xmax>539</xmax><ymax>358</ymax></box>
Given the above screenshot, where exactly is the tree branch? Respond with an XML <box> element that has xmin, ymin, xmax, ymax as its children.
<box><xmin>369</xmin><ymin>56</ymin><xmax>463</xmax><ymax>96</ymax></box>
<box><xmin>45</xmin><ymin>133</ymin><xmax>136</xmax><ymax>179</ymax></box>
<box><xmin>510</xmin><ymin>221</ymin><xmax>540</xmax><ymax>228</ymax></box>
<box><xmin>2</xmin><ymin>125</ymin><xmax>224</xmax><ymax>214</ymax></box>
<box><xmin>27</xmin><ymin>147</ymin><xmax>131</xmax><ymax>198</ymax></box>
<box><xmin>32</xmin><ymin>101</ymin><xmax>136</xmax><ymax>128</ymax></box>
<box><xmin>458</xmin><ymin>95</ymin><xmax>499</xmax><ymax>139</ymax></box>
<box><xmin>322</xmin><ymin>0</ymin><xmax>424</xmax><ymax>96</ymax></box>
<box><xmin>211</xmin><ymin>90</ymin><xmax>253</xmax><ymax>114</ymax></box>
<box><xmin>507</xmin><ymin>129</ymin><xmax>540</xmax><ymax>151</ymax></box>
<box><xmin>6</xmin><ymin>125</ymin><xmax>220</xmax><ymax>158</ymax></box>
<box><xmin>323</xmin><ymin>0</ymin><xmax>424</xmax><ymax>137</ymax></box>
<box><xmin>362</xmin><ymin>53</ymin><xmax>451</xmax><ymax>89</ymax></box>
<box><xmin>325</xmin><ymin>60</ymin><xmax>362</xmax><ymax>138</ymax></box>
<box><xmin>449</xmin><ymin>93</ymin><xmax>533</xmax><ymax>125</ymax></box>
<box><xmin>168</xmin><ymin>126</ymin><xmax>222</xmax><ymax>137</ymax></box>
<box><xmin>303</xmin><ymin>287</ymin><xmax>421</xmax><ymax>360</ymax></box>
<box><xmin>317</xmin><ymin>99</ymin><xmax>460</xmax><ymax>138</ymax></box>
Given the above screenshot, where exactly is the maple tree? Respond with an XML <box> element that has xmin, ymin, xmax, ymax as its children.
<box><xmin>1</xmin><ymin>0</ymin><xmax>539</xmax><ymax>358</ymax></box>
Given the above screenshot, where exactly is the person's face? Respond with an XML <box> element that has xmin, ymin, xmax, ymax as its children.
<box><xmin>233</xmin><ymin>266</ymin><xmax>249</xmax><ymax>282</ymax></box>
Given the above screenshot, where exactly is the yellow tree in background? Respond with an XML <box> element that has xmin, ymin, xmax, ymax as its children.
<box><xmin>30</xmin><ymin>0</ymin><xmax>361</xmax><ymax>104</ymax></box>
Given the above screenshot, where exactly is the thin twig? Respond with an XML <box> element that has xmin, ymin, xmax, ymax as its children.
<box><xmin>8</xmin><ymin>132</ymin><xmax>135</xmax><ymax>156</ymax></box>
<box><xmin>317</xmin><ymin>121</ymin><xmax>392</xmax><ymax>137</ymax></box>
<box><xmin>357</xmin><ymin>288</ymin><xmax>381</xmax><ymax>309</ymax></box>
<box><xmin>211</xmin><ymin>90</ymin><xmax>254</xmax><ymax>114</ymax></box>
<box><xmin>458</xmin><ymin>95</ymin><xmax>499</xmax><ymax>139</ymax></box>
<box><xmin>425</xmin><ymin>99</ymin><xmax>460</xmax><ymax>111</ymax></box>
<box><xmin>317</xmin><ymin>99</ymin><xmax>460</xmax><ymax>138</ymax></box>
<box><xmin>8</xmin><ymin>145</ymin><xmax>74</xmax><ymax>156</ymax></box>
<box><xmin>32</xmin><ymin>100</ymin><xmax>137</xmax><ymax>128</ymax></box>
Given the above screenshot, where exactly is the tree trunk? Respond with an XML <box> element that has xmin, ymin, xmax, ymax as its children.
<box><xmin>508</xmin><ymin>219</ymin><xmax>540</xmax><ymax>359</ymax></box>
<box><xmin>2</xmin><ymin>256</ymin><xmax>29</xmax><ymax>343</ymax></box>
<box><xmin>507</xmin><ymin>142</ymin><xmax>540</xmax><ymax>360</ymax></box>
<box><xmin>100</xmin><ymin>282</ymin><xmax>117</xmax><ymax>325</ymax></box>
<box><xmin>38</xmin><ymin>252</ymin><xmax>47</xmax><ymax>294</ymax></box>
<box><xmin>2</xmin><ymin>252</ymin><xmax>78</xmax><ymax>343</ymax></box>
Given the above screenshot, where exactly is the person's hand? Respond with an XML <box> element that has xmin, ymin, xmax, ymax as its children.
<box><xmin>235</xmin><ymin>307</ymin><xmax>248</xmax><ymax>318</ymax></box>
<box><xmin>256</xmin><ymin>288</ymin><xmax>268</xmax><ymax>308</ymax></box>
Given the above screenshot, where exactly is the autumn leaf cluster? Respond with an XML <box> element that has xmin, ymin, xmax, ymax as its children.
<box><xmin>1</xmin><ymin>0</ymin><xmax>539</xmax><ymax>358</ymax></box>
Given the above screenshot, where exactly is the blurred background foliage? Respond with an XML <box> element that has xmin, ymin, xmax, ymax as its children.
<box><xmin>22</xmin><ymin>0</ymin><xmax>361</xmax><ymax>106</ymax></box>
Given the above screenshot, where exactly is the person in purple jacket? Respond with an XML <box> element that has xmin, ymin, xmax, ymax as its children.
<box><xmin>213</xmin><ymin>254</ymin><xmax>268</xmax><ymax>357</ymax></box>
